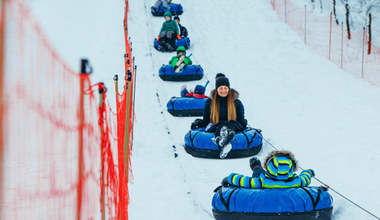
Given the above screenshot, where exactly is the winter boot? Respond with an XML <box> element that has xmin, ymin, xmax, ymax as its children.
<box><xmin>216</xmin><ymin>126</ymin><xmax>235</xmax><ymax>148</ymax></box>
<box><xmin>180</xmin><ymin>85</ymin><xmax>188</xmax><ymax>97</ymax></box>
<box><xmin>174</xmin><ymin>63</ymin><xmax>185</xmax><ymax>72</ymax></box>
<box><xmin>166</xmin><ymin>43</ymin><xmax>174</xmax><ymax>52</ymax></box>
<box><xmin>249</xmin><ymin>157</ymin><xmax>261</xmax><ymax>172</ymax></box>
<box><xmin>176</xmin><ymin>55</ymin><xmax>185</xmax><ymax>66</ymax></box>
<box><xmin>219</xmin><ymin>143</ymin><xmax>232</xmax><ymax>159</ymax></box>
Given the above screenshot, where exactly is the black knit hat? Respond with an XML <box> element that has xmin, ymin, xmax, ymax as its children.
<box><xmin>174</xmin><ymin>16</ymin><xmax>180</xmax><ymax>21</ymax></box>
<box><xmin>215</xmin><ymin>73</ymin><xmax>225</xmax><ymax>79</ymax></box>
<box><xmin>215</xmin><ymin>76</ymin><xmax>230</xmax><ymax>89</ymax></box>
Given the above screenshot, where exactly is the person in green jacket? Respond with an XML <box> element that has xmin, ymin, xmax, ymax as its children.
<box><xmin>157</xmin><ymin>11</ymin><xmax>180</xmax><ymax>51</ymax></box>
<box><xmin>169</xmin><ymin>46</ymin><xmax>192</xmax><ymax>72</ymax></box>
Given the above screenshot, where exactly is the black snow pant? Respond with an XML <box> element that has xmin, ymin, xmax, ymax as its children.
<box><xmin>159</xmin><ymin>31</ymin><xmax>176</xmax><ymax>48</ymax></box>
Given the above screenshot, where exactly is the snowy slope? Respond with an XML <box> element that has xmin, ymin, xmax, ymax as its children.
<box><xmin>24</xmin><ymin>0</ymin><xmax>380</xmax><ymax>219</ymax></box>
<box><xmin>28</xmin><ymin>0</ymin><xmax>125</xmax><ymax>107</ymax></box>
<box><xmin>128</xmin><ymin>0</ymin><xmax>380</xmax><ymax>219</ymax></box>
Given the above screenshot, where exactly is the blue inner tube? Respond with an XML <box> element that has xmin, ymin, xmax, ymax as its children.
<box><xmin>154</xmin><ymin>37</ymin><xmax>191</xmax><ymax>50</ymax></box>
<box><xmin>159</xmin><ymin>65</ymin><xmax>204</xmax><ymax>81</ymax></box>
<box><xmin>167</xmin><ymin>96</ymin><xmax>207</xmax><ymax>117</ymax></box>
<box><xmin>184</xmin><ymin>127</ymin><xmax>262</xmax><ymax>158</ymax></box>
<box><xmin>212</xmin><ymin>186</ymin><xmax>333</xmax><ymax>220</ymax></box>
<box><xmin>151</xmin><ymin>3</ymin><xmax>183</xmax><ymax>16</ymax></box>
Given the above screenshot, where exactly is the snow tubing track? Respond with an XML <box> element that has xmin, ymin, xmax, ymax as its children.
<box><xmin>159</xmin><ymin>65</ymin><xmax>204</xmax><ymax>81</ymax></box>
<box><xmin>167</xmin><ymin>97</ymin><xmax>207</xmax><ymax>117</ymax></box>
<box><xmin>151</xmin><ymin>3</ymin><xmax>183</xmax><ymax>16</ymax></box>
<box><xmin>184</xmin><ymin>127</ymin><xmax>262</xmax><ymax>159</ymax></box>
<box><xmin>212</xmin><ymin>186</ymin><xmax>333</xmax><ymax>220</ymax></box>
<box><xmin>154</xmin><ymin>37</ymin><xmax>191</xmax><ymax>50</ymax></box>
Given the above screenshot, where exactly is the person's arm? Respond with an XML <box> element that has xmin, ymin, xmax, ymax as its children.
<box><xmin>181</xmin><ymin>26</ymin><xmax>188</xmax><ymax>37</ymax></box>
<box><xmin>227</xmin><ymin>99</ymin><xmax>247</xmax><ymax>131</ymax></box>
<box><xmin>169</xmin><ymin>57</ymin><xmax>178</xmax><ymax>67</ymax></box>
<box><xmin>159</xmin><ymin>22</ymin><xmax>166</xmax><ymax>35</ymax></box>
<box><xmin>184</xmin><ymin>57</ymin><xmax>192</xmax><ymax>65</ymax></box>
<box><xmin>226</xmin><ymin>173</ymin><xmax>262</xmax><ymax>189</ymax></box>
<box><xmin>191</xmin><ymin>98</ymin><xmax>211</xmax><ymax>129</ymax></box>
<box><xmin>202</xmin><ymin>98</ymin><xmax>211</xmax><ymax>125</ymax></box>
<box><xmin>299</xmin><ymin>170</ymin><xmax>314</xmax><ymax>187</ymax></box>
<box><xmin>173</xmin><ymin>21</ymin><xmax>180</xmax><ymax>35</ymax></box>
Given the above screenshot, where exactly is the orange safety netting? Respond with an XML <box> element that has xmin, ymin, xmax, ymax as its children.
<box><xmin>0</xmin><ymin>0</ymin><xmax>134</xmax><ymax>219</ymax></box>
<box><xmin>113</xmin><ymin>0</ymin><xmax>136</xmax><ymax>218</ymax></box>
<box><xmin>271</xmin><ymin>0</ymin><xmax>380</xmax><ymax>87</ymax></box>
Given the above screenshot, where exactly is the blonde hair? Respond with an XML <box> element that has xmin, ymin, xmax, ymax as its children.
<box><xmin>210</xmin><ymin>90</ymin><xmax>236</xmax><ymax>123</ymax></box>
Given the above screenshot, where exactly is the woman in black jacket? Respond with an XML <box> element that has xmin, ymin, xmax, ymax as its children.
<box><xmin>191</xmin><ymin>74</ymin><xmax>247</xmax><ymax>158</ymax></box>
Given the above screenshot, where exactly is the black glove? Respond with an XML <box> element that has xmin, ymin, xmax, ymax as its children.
<box><xmin>309</xmin><ymin>169</ymin><xmax>315</xmax><ymax>177</ymax></box>
<box><xmin>191</xmin><ymin>119</ymin><xmax>203</xmax><ymax>130</ymax></box>
<box><xmin>221</xmin><ymin>176</ymin><xmax>229</xmax><ymax>187</ymax></box>
<box><xmin>227</xmin><ymin>120</ymin><xmax>243</xmax><ymax>131</ymax></box>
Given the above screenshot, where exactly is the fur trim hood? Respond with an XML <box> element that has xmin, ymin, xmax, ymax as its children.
<box><xmin>264</xmin><ymin>150</ymin><xmax>298</xmax><ymax>171</ymax></box>
<box><xmin>210</xmin><ymin>88</ymin><xmax>239</xmax><ymax>100</ymax></box>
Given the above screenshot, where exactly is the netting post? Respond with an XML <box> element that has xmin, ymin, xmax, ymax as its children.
<box><xmin>131</xmin><ymin>64</ymin><xmax>137</xmax><ymax>148</ymax></box>
<box><xmin>0</xmin><ymin>1</ymin><xmax>6</xmax><ymax>217</ymax></box>
<box><xmin>368</xmin><ymin>13</ymin><xmax>372</xmax><ymax>54</ymax></box>
<box><xmin>284</xmin><ymin>0</ymin><xmax>287</xmax><ymax>24</ymax></box>
<box><xmin>329</xmin><ymin>13</ymin><xmax>332</xmax><ymax>60</ymax></box>
<box><xmin>341</xmin><ymin>23</ymin><xmax>344</xmax><ymax>69</ymax></box>
<box><xmin>98</xmin><ymin>83</ymin><xmax>106</xmax><ymax>220</ymax></box>
<box><xmin>124</xmin><ymin>58</ymin><xmax>131</xmax><ymax>182</ymax></box>
<box><xmin>361</xmin><ymin>28</ymin><xmax>365</xmax><ymax>79</ymax></box>
<box><xmin>345</xmin><ymin>4</ymin><xmax>351</xmax><ymax>40</ymax></box>
<box><xmin>304</xmin><ymin>5</ymin><xmax>307</xmax><ymax>44</ymax></box>
<box><xmin>333</xmin><ymin>0</ymin><xmax>338</xmax><ymax>24</ymax></box>
<box><xmin>77</xmin><ymin>59</ymin><xmax>91</xmax><ymax>220</ymax></box>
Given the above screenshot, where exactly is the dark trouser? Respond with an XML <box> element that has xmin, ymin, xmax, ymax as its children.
<box><xmin>159</xmin><ymin>31</ymin><xmax>176</xmax><ymax>47</ymax></box>
<box><xmin>181</xmin><ymin>88</ymin><xmax>189</xmax><ymax>97</ymax></box>
<box><xmin>252</xmin><ymin>166</ymin><xmax>265</xmax><ymax>178</ymax></box>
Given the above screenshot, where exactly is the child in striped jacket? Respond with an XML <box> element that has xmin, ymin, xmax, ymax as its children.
<box><xmin>221</xmin><ymin>150</ymin><xmax>315</xmax><ymax>189</ymax></box>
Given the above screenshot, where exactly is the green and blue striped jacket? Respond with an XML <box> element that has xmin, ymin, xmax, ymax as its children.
<box><xmin>228</xmin><ymin>156</ymin><xmax>313</xmax><ymax>189</ymax></box>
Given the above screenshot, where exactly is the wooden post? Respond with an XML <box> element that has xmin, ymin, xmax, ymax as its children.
<box><xmin>341</xmin><ymin>23</ymin><xmax>344</xmax><ymax>69</ymax></box>
<box><xmin>284</xmin><ymin>0</ymin><xmax>287</xmax><ymax>24</ymax></box>
<box><xmin>77</xmin><ymin>59</ymin><xmax>90</xmax><ymax>220</ymax></box>
<box><xmin>368</xmin><ymin>14</ymin><xmax>372</xmax><ymax>55</ymax></box>
<box><xmin>98</xmin><ymin>83</ymin><xmax>106</xmax><ymax>220</ymax></box>
<box><xmin>124</xmin><ymin>60</ymin><xmax>131</xmax><ymax>182</ymax></box>
<box><xmin>329</xmin><ymin>13</ymin><xmax>332</xmax><ymax>60</ymax></box>
<box><xmin>333</xmin><ymin>0</ymin><xmax>338</xmax><ymax>24</ymax></box>
<box><xmin>345</xmin><ymin>4</ymin><xmax>351</xmax><ymax>40</ymax></box>
<box><xmin>0</xmin><ymin>1</ymin><xmax>6</xmax><ymax>217</ymax></box>
<box><xmin>304</xmin><ymin>5</ymin><xmax>307</xmax><ymax>44</ymax></box>
<box><xmin>130</xmin><ymin>64</ymin><xmax>137</xmax><ymax>150</ymax></box>
<box><xmin>361</xmin><ymin>28</ymin><xmax>365</xmax><ymax>79</ymax></box>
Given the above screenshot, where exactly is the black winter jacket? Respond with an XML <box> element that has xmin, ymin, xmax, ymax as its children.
<box><xmin>178</xmin><ymin>24</ymin><xmax>188</xmax><ymax>38</ymax></box>
<box><xmin>197</xmin><ymin>89</ymin><xmax>247</xmax><ymax>131</ymax></box>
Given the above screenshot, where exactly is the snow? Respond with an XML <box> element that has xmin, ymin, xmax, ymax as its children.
<box><xmin>17</xmin><ymin>0</ymin><xmax>380</xmax><ymax>219</ymax></box>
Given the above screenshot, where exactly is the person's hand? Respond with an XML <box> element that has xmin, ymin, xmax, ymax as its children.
<box><xmin>157</xmin><ymin>36</ymin><xmax>161</xmax><ymax>41</ymax></box>
<box><xmin>227</xmin><ymin>120</ymin><xmax>243</xmax><ymax>131</ymax></box>
<box><xmin>176</xmin><ymin>34</ymin><xmax>181</xmax><ymax>40</ymax></box>
<box><xmin>221</xmin><ymin>176</ymin><xmax>229</xmax><ymax>187</ymax></box>
<box><xmin>191</xmin><ymin>119</ymin><xmax>202</xmax><ymax>130</ymax></box>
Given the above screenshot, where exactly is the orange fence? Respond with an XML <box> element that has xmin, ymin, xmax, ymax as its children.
<box><xmin>0</xmin><ymin>0</ymin><xmax>135</xmax><ymax>219</ymax></box>
<box><xmin>271</xmin><ymin>0</ymin><xmax>380</xmax><ymax>86</ymax></box>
